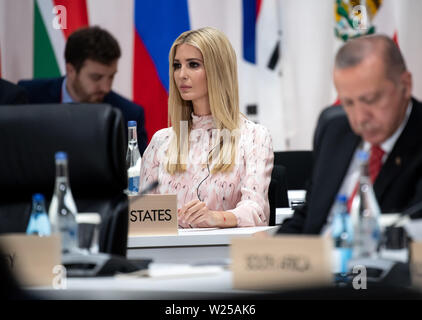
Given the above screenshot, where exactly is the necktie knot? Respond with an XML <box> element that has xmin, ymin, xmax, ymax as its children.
<box><xmin>369</xmin><ymin>145</ymin><xmax>384</xmax><ymax>183</ymax></box>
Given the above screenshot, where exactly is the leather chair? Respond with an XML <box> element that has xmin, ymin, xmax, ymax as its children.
<box><xmin>274</xmin><ymin>151</ymin><xmax>313</xmax><ymax>190</ymax></box>
<box><xmin>268</xmin><ymin>164</ymin><xmax>289</xmax><ymax>226</ymax></box>
<box><xmin>0</xmin><ymin>104</ymin><xmax>128</xmax><ymax>256</ymax></box>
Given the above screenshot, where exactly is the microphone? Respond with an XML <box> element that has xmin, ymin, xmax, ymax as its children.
<box><xmin>380</xmin><ymin>200</ymin><xmax>422</xmax><ymax>250</ymax></box>
<box><xmin>196</xmin><ymin>143</ymin><xmax>219</xmax><ymax>202</ymax></box>
<box><xmin>139</xmin><ymin>180</ymin><xmax>159</xmax><ymax>196</ymax></box>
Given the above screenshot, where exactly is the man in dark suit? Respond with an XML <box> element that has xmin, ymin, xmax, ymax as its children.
<box><xmin>0</xmin><ymin>78</ymin><xmax>28</xmax><ymax>105</ymax></box>
<box><xmin>279</xmin><ymin>34</ymin><xmax>422</xmax><ymax>234</ymax></box>
<box><xmin>18</xmin><ymin>26</ymin><xmax>147</xmax><ymax>154</ymax></box>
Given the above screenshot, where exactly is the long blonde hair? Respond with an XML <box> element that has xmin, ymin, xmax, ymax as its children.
<box><xmin>166</xmin><ymin>27</ymin><xmax>240</xmax><ymax>174</ymax></box>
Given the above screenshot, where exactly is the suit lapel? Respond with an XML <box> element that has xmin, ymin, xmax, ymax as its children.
<box><xmin>49</xmin><ymin>77</ymin><xmax>64</xmax><ymax>102</ymax></box>
<box><xmin>374</xmin><ymin>99</ymin><xmax>422</xmax><ymax>201</ymax></box>
<box><xmin>306</xmin><ymin>129</ymin><xmax>360</xmax><ymax>233</ymax></box>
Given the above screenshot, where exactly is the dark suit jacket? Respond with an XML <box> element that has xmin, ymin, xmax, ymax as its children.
<box><xmin>0</xmin><ymin>78</ymin><xmax>28</xmax><ymax>105</ymax></box>
<box><xmin>18</xmin><ymin>77</ymin><xmax>147</xmax><ymax>154</ymax></box>
<box><xmin>279</xmin><ymin>98</ymin><xmax>422</xmax><ymax>234</ymax></box>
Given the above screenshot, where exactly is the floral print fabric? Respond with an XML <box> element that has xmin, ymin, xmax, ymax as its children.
<box><xmin>140</xmin><ymin>113</ymin><xmax>274</xmax><ymax>227</ymax></box>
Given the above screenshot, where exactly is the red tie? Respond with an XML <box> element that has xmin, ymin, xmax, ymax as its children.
<box><xmin>369</xmin><ymin>145</ymin><xmax>385</xmax><ymax>184</ymax></box>
<box><xmin>347</xmin><ymin>145</ymin><xmax>385</xmax><ymax>211</ymax></box>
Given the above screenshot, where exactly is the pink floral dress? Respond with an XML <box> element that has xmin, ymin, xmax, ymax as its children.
<box><xmin>139</xmin><ymin>113</ymin><xmax>274</xmax><ymax>227</ymax></box>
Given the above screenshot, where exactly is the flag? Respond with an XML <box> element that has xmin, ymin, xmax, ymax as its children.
<box><xmin>0</xmin><ymin>0</ymin><xmax>88</xmax><ymax>81</ymax></box>
<box><xmin>238</xmin><ymin>0</ymin><xmax>285</xmax><ymax>149</ymax></box>
<box><xmin>133</xmin><ymin>0</ymin><xmax>190</xmax><ymax>141</ymax></box>
<box><xmin>33</xmin><ymin>0</ymin><xmax>88</xmax><ymax>78</ymax></box>
<box><xmin>0</xmin><ymin>0</ymin><xmax>33</xmax><ymax>83</ymax></box>
<box><xmin>254</xmin><ymin>0</ymin><xmax>285</xmax><ymax>150</ymax></box>
<box><xmin>333</xmin><ymin>0</ymin><xmax>396</xmax><ymax>106</ymax></box>
<box><xmin>333</xmin><ymin>0</ymin><xmax>422</xmax><ymax>107</ymax></box>
<box><xmin>3</xmin><ymin>0</ymin><xmax>422</xmax><ymax>151</ymax></box>
<box><xmin>242</xmin><ymin>0</ymin><xmax>261</xmax><ymax>64</ymax></box>
<box><xmin>334</xmin><ymin>0</ymin><xmax>396</xmax><ymax>43</ymax></box>
<box><xmin>133</xmin><ymin>0</ymin><xmax>285</xmax><ymax>148</ymax></box>
<box><xmin>0</xmin><ymin>0</ymin><xmax>286</xmax><ymax>149</ymax></box>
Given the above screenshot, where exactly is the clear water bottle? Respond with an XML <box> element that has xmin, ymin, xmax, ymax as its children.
<box><xmin>331</xmin><ymin>194</ymin><xmax>353</xmax><ymax>276</ymax></box>
<box><xmin>126</xmin><ymin>121</ymin><xmax>142</xmax><ymax>195</ymax></box>
<box><xmin>350</xmin><ymin>150</ymin><xmax>382</xmax><ymax>259</ymax></box>
<box><xmin>49</xmin><ymin>151</ymin><xmax>79</xmax><ymax>253</ymax></box>
<box><xmin>26</xmin><ymin>193</ymin><xmax>51</xmax><ymax>236</ymax></box>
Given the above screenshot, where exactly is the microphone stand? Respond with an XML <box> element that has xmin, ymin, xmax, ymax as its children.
<box><xmin>390</xmin><ymin>201</ymin><xmax>422</xmax><ymax>228</ymax></box>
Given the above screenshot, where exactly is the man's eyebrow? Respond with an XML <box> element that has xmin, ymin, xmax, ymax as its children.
<box><xmin>358</xmin><ymin>91</ymin><xmax>381</xmax><ymax>100</ymax></box>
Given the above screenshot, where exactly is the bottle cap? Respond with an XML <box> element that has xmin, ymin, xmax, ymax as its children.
<box><xmin>128</xmin><ymin>121</ymin><xmax>137</xmax><ymax>127</ymax></box>
<box><xmin>32</xmin><ymin>193</ymin><xmax>45</xmax><ymax>202</ymax></box>
<box><xmin>336</xmin><ymin>194</ymin><xmax>347</xmax><ymax>203</ymax></box>
<box><xmin>55</xmin><ymin>151</ymin><xmax>68</xmax><ymax>160</ymax></box>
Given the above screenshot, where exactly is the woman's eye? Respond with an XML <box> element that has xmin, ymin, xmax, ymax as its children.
<box><xmin>173</xmin><ymin>63</ymin><xmax>181</xmax><ymax>69</ymax></box>
<box><xmin>189</xmin><ymin>62</ymin><xmax>199</xmax><ymax>68</ymax></box>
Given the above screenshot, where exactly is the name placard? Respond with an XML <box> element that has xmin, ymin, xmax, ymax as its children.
<box><xmin>0</xmin><ymin>234</ymin><xmax>61</xmax><ymax>287</ymax></box>
<box><xmin>410</xmin><ymin>242</ymin><xmax>422</xmax><ymax>289</ymax></box>
<box><xmin>231</xmin><ymin>235</ymin><xmax>333</xmax><ymax>291</ymax></box>
<box><xmin>128</xmin><ymin>194</ymin><xmax>178</xmax><ymax>236</ymax></box>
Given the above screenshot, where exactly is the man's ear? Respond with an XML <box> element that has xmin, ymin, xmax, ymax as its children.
<box><xmin>401</xmin><ymin>71</ymin><xmax>412</xmax><ymax>99</ymax></box>
<box><xmin>66</xmin><ymin>63</ymin><xmax>77</xmax><ymax>81</ymax></box>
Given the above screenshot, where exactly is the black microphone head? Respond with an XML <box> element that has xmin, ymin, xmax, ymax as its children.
<box><xmin>140</xmin><ymin>180</ymin><xmax>159</xmax><ymax>195</ymax></box>
<box><xmin>383</xmin><ymin>226</ymin><xmax>409</xmax><ymax>250</ymax></box>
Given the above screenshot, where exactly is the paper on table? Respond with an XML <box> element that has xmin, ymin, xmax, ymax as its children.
<box><xmin>276</xmin><ymin>208</ymin><xmax>293</xmax><ymax>225</ymax></box>
<box><xmin>148</xmin><ymin>263</ymin><xmax>224</xmax><ymax>278</ymax></box>
<box><xmin>117</xmin><ymin>263</ymin><xmax>224</xmax><ymax>279</ymax></box>
<box><xmin>178</xmin><ymin>227</ymin><xmax>219</xmax><ymax>233</ymax></box>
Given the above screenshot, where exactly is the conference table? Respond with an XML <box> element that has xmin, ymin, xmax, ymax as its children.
<box><xmin>127</xmin><ymin>226</ymin><xmax>279</xmax><ymax>264</ymax></box>
<box><xmin>26</xmin><ymin>206</ymin><xmax>294</xmax><ymax>300</ymax></box>
<box><xmin>27</xmin><ymin>209</ymin><xmax>422</xmax><ymax>300</ymax></box>
<box><xmin>31</xmin><ymin>269</ymin><xmax>258</xmax><ymax>300</ymax></box>
<box><xmin>30</xmin><ymin>226</ymin><xmax>279</xmax><ymax>300</ymax></box>
<box><xmin>125</xmin><ymin>193</ymin><xmax>295</xmax><ymax>264</ymax></box>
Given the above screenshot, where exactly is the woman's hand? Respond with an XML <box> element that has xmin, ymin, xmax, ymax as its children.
<box><xmin>178</xmin><ymin>200</ymin><xmax>221</xmax><ymax>228</ymax></box>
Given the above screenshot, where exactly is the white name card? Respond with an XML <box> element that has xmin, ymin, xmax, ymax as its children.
<box><xmin>128</xmin><ymin>194</ymin><xmax>178</xmax><ymax>236</ymax></box>
<box><xmin>231</xmin><ymin>235</ymin><xmax>333</xmax><ymax>291</ymax></box>
<box><xmin>410</xmin><ymin>242</ymin><xmax>422</xmax><ymax>289</ymax></box>
<box><xmin>0</xmin><ymin>234</ymin><xmax>61</xmax><ymax>287</ymax></box>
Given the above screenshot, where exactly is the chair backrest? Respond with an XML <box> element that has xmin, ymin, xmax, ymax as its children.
<box><xmin>274</xmin><ymin>151</ymin><xmax>313</xmax><ymax>190</ymax></box>
<box><xmin>0</xmin><ymin>104</ymin><xmax>128</xmax><ymax>256</ymax></box>
<box><xmin>268</xmin><ymin>164</ymin><xmax>289</xmax><ymax>226</ymax></box>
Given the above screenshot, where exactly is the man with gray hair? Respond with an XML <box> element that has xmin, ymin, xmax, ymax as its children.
<box><xmin>278</xmin><ymin>34</ymin><xmax>422</xmax><ymax>234</ymax></box>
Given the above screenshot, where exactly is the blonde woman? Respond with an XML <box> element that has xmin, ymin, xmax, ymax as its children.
<box><xmin>139</xmin><ymin>27</ymin><xmax>274</xmax><ymax>228</ymax></box>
